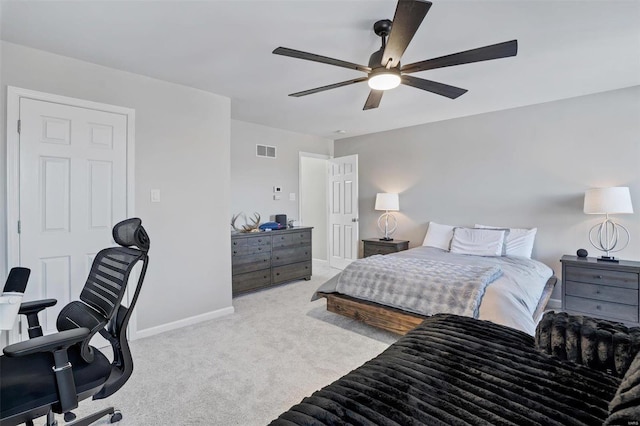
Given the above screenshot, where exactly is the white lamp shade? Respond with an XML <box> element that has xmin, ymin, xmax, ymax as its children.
<box><xmin>375</xmin><ymin>193</ymin><xmax>399</xmax><ymax>211</ymax></box>
<box><xmin>584</xmin><ymin>187</ymin><xmax>634</xmax><ymax>214</ymax></box>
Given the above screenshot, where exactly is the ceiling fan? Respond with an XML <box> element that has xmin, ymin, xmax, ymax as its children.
<box><xmin>273</xmin><ymin>0</ymin><xmax>517</xmax><ymax>110</ymax></box>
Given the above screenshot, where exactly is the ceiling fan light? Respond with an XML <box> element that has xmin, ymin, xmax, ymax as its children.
<box><xmin>368</xmin><ymin>71</ymin><xmax>401</xmax><ymax>91</ymax></box>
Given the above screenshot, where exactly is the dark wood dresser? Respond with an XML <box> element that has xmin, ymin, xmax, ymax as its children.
<box><xmin>561</xmin><ymin>255</ymin><xmax>640</xmax><ymax>326</ymax></box>
<box><xmin>362</xmin><ymin>238</ymin><xmax>409</xmax><ymax>258</ymax></box>
<box><xmin>231</xmin><ymin>227</ymin><xmax>312</xmax><ymax>296</ymax></box>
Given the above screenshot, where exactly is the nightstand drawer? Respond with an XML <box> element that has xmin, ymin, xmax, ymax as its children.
<box><xmin>564</xmin><ymin>266</ymin><xmax>639</xmax><ymax>289</ymax></box>
<box><xmin>364</xmin><ymin>245</ymin><xmax>397</xmax><ymax>257</ymax></box>
<box><xmin>565</xmin><ymin>281</ymin><xmax>638</xmax><ymax>305</ymax></box>
<box><xmin>565</xmin><ymin>296</ymin><xmax>639</xmax><ymax>323</ymax></box>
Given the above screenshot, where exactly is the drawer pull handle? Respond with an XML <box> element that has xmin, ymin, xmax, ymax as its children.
<box><xmin>596</xmin><ymin>305</ymin><xmax>602</xmax><ymax>310</ymax></box>
<box><xmin>258</xmin><ymin>248</ymin><xmax>262</xmax><ymax>251</ymax></box>
<box><xmin>276</xmin><ymin>273</ymin><xmax>280</xmax><ymax>276</ymax></box>
<box><xmin>594</xmin><ymin>275</ymin><xmax>603</xmax><ymax>279</ymax></box>
<box><xmin>233</xmin><ymin>251</ymin><xmax>237</xmax><ymax>254</ymax></box>
<box><xmin>596</xmin><ymin>290</ymin><xmax>601</xmax><ymax>294</ymax></box>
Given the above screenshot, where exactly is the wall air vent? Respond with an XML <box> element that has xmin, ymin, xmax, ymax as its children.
<box><xmin>256</xmin><ymin>144</ymin><xmax>277</xmax><ymax>158</ymax></box>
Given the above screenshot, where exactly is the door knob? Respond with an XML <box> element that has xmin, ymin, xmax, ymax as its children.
<box><xmin>351</xmin><ymin>218</ymin><xmax>359</xmax><ymax>222</ymax></box>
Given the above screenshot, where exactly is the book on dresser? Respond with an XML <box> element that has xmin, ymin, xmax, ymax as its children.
<box><xmin>231</xmin><ymin>227</ymin><xmax>313</xmax><ymax>296</ymax></box>
<box><xmin>561</xmin><ymin>255</ymin><xmax>640</xmax><ymax>326</ymax></box>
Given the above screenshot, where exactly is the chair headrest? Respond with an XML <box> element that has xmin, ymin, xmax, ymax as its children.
<box><xmin>112</xmin><ymin>218</ymin><xmax>150</xmax><ymax>252</ymax></box>
<box><xmin>4</xmin><ymin>267</ymin><xmax>30</xmax><ymax>293</ymax></box>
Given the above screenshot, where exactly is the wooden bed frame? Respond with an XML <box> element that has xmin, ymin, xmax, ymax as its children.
<box><xmin>318</xmin><ymin>276</ymin><xmax>558</xmax><ymax>335</ymax></box>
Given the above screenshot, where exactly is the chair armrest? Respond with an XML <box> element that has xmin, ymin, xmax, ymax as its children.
<box><xmin>3</xmin><ymin>328</ymin><xmax>89</xmax><ymax>357</ymax></box>
<box><xmin>18</xmin><ymin>298</ymin><xmax>57</xmax><ymax>315</ymax></box>
<box><xmin>536</xmin><ymin>311</ymin><xmax>640</xmax><ymax>377</ymax></box>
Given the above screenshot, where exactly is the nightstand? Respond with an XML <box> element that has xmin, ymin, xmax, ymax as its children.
<box><xmin>362</xmin><ymin>238</ymin><xmax>409</xmax><ymax>258</ymax></box>
<box><xmin>561</xmin><ymin>255</ymin><xmax>640</xmax><ymax>326</ymax></box>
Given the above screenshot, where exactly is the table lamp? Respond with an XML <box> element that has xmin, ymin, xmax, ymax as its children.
<box><xmin>375</xmin><ymin>193</ymin><xmax>399</xmax><ymax>241</ymax></box>
<box><xmin>584</xmin><ymin>187</ymin><xmax>633</xmax><ymax>262</ymax></box>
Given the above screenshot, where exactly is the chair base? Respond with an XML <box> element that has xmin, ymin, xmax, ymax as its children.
<box><xmin>66</xmin><ymin>407</ymin><xmax>121</xmax><ymax>425</ymax></box>
<box><xmin>22</xmin><ymin>407</ymin><xmax>122</xmax><ymax>426</ymax></box>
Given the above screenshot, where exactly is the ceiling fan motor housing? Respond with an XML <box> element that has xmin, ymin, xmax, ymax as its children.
<box><xmin>368</xmin><ymin>48</ymin><xmax>400</xmax><ymax>71</ymax></box>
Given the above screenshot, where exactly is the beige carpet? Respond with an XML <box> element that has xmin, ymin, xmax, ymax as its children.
<box><xmin>71</xmin><ymin>261</ymin><xmax>398</xmax><ymax>425</ymax></box>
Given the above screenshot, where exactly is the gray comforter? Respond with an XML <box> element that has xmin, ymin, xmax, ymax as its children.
<box><xmin>314</xmin><ymin>246</ymin><xmax>553</xmax><ymax>335</ymax></box>
<box><xmin>335</xmin><ymin>255</ymin><xmax>502</xmax><ymax>319</ymax></box>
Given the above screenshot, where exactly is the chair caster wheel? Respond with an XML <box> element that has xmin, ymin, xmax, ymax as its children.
<box><xmin>109</xmin><ymin>411</ymin><xmax>123</xmax><ymax>423</ymax></box>
<box><xmin>64</xmin><ymin>412</ymin><xmax>77</xmax><ymax>422</ymax></box>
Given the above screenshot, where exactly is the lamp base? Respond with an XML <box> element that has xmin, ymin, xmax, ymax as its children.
<box><xmin>379</xmin><ymin>237</ymin><xmax>394</xmax><ymax>241</ymax></box>
<box><xmin>597</xmin><ymin>256</ymin><xmax>619</xmax><ymax>263</ymax></box>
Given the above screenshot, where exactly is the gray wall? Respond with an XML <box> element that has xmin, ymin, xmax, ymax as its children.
<box><xmin>335</xmin><ymin>86</ymin><xmax>640</xmax><ymax>301</ymax></box>
<box><xmin>0</xmin><ymin>41</ymin><xmax>233</xmax><ymax>332</ymax></box>
<box><xmin>230</xmin><ymin>119</ymin><xmax>332</xmax><ymax>231</ymax></box>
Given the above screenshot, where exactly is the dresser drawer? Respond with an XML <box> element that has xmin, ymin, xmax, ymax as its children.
<box><xmin>231</xmin><ymin>253</ymin><xmax>271</xmax><ymax>274</ymax></box>
<box><xmin>272</xmin><ymin>261</ymin><xmax>312</xmax><ymax>284</ymax></box>
<box><xmin>565</xmin><ymin>296</ymin><xmax>639</xmax><ymax>323</ymax></box>
<box><xmin>232</xmin><ymin>242</ymin><xmax>271</xmax><ymax>257</ymax></box>
<box><xmin>272</xmin><ymin>246</ymin><xmax>312</xmax><ymax>266</ymax></box>
<box><xmin>272</xmin><ymin>231</ymin><xmax>311</xmax><ymax>249</ymax></box>
<box><xmin>565</xmin><ymin>281</ymin><xmax>639</xmax><ymax>305</ymax></box>
<box><xmin>232</xmin><ymin>270</ymin><xmax>271</xmax><ymax>295</ymax></box>
<box><xmin>564</xmin><ymin>266</ymin><xmax>639</xmax><ymax>289</ymax></box>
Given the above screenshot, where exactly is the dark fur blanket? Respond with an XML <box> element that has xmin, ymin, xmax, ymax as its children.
<box><xmin>271</xmin><ymin>314</ymin><xmax>621</xmax><ymax>425</ymax></box>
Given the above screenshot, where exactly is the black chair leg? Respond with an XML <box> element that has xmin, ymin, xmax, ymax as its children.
<box><xmin>66</xmin><ymin>407</ymin><xmax>121</xmax><ymax>425</ymax></box>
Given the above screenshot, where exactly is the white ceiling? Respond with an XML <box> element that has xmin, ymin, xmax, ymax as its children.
<box><xmin>2</xmin><ymin>1</ymin><xmax>639</xmax><ymax>140</ymax></box>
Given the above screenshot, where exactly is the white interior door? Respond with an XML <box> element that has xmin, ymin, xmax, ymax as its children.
<box><xmin>18</xmin><ymin>98</ymin><xmax>128</xmax><ymax>342</ymax></box>
<box><xmin>328</xmin><ymin>155</ymin><xmax>359</xmax><ymax>270</ymax></box>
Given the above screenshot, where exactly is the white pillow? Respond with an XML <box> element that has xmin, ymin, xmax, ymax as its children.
<box><xmin>475</xmin><ymin>224</ymin><xmax>537</xmax><ymax>258</ymax></box>
<box><xmin>450</xmin><ymin>228</ymin><xmax>506</xmax><ymax>257</ymax></box>
<box><xmin>422</xmin><ymin>222</ymin><xmax>455</xmax><ymax>250</ymax></box>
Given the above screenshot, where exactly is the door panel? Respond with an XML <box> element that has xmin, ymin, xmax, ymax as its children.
<box><xmin>19</xmin><ymin>98</ymin><xmax>128</xmax><ymax>342</ymax></box>
<box><xmin>328</xmin><ymin>155</ymin><xmax>358</xmax><ymax>270</ymax></box>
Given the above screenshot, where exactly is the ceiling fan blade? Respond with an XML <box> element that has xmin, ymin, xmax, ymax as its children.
<box><xmin>382</xmin><ymin>0</ymin><xmax>432</xmax><ymax>68</ymax></box>
<box><xmin>289</xmin><ymin>77</ymin><xmax>368</xmax><ymax>97</ymax></box>
<box><xmin>363</xmin><ymin>90</ymin><xmax>384</xmax><ymax>110</ymax></box>
<box><xmin>401</xmin><ymin>75</ymin><xmax>467</xmax><ymax>99</ymax></box>
<box><xmin>401</xmin><ymin>40</ymin><xmax>518</xmax><ymax>74</ymax></box>
<box><xmin>273</xmin><ymin>47</ymin><xmax>371</xmax><ymax>73</ymax></box>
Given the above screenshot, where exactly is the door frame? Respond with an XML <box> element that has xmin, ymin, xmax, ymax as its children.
<box><xmin>298</xmin><ymin>151</ymin><xmax>330</xmax><ymax>263</ymax></box>
<box><xmin>6</xmin><ymin>86</ymin><xmax>138</xmax><ymax>339</ymax></box>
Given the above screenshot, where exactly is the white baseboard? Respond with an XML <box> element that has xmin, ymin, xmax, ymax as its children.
<box><xmin>546</xmin><ymin>298</ymin><xmax>562</xmax><ymax>310</ymax></box>
<box><xmin>134</xmin><ymin>306</ymin><xmax>235</xmax><ymax>340</ymax></box>
<box><xmin>312</xmin><ymin>258</ymin><xmax>328</xmax><ymax>265</ymax></box>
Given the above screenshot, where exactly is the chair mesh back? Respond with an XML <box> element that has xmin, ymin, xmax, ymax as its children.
<box><xmin>81</xmin><ymin>248</ymin><xmax>144</xmax><ymax>319</ymax></box>
<box><xmin>3</xmin><ymin>267</ymin><xmax>30</xmax><ymax>293</ymax></box>
<box><xmin>57</xmin><ymin>247</ymin><xmax>143</xmax><ymax>333</ymax></box>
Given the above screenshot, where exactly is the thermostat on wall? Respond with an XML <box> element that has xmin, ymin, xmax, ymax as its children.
<box><xmin>273</xmin><ymin>186</ymin><xmax>282</xmax><ymax>193</ymax></box>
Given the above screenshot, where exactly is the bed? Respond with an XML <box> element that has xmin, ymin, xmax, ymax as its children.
<box><xmin>314</xmin><ymin>245</ymin><xmax>557</xmax><ymax>336</ymax></box>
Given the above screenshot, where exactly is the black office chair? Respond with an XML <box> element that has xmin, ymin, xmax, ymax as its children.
<box><xmin>0</xmin><ymin>218</ymin><xmax>150</xmax><ymax>426</ymax></box>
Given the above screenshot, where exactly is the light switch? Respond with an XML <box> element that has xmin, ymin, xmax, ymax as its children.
<box><xmin>150</xmin><ymin>189</ymin><xmax>161</xmax><ymax>203</ymax></box>
<box><xmin>273</xmin><ymin>195</ymin><xmax>282</xmax><ymax>201</ymax></box>
<box><xmin>289</xmin><ymin>193</ymin><xmax>296</xmax><ymax>201</ymax></box>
